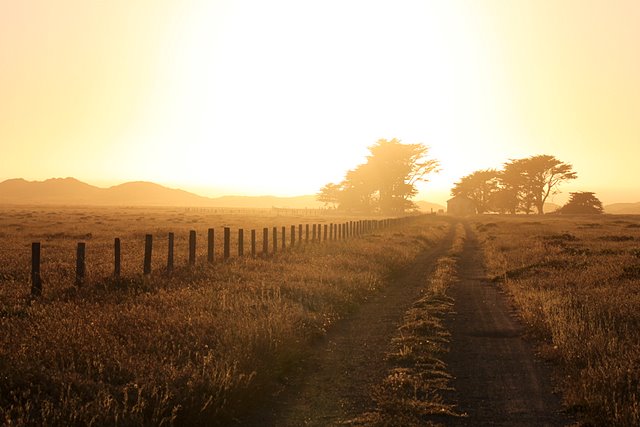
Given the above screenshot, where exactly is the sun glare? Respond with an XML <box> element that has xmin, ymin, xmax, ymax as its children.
<box><xmin>103</xmin><ymin>0</ymin><xmax>513</xmax><ymax>199</ymax></box>
<box><xmin>1</xmin><ymin>1</ymin><xmax>639</xmax><ymax>204</ymax></box>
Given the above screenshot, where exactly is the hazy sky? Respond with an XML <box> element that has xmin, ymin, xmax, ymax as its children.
<box><xmin>1</xmin><ymin>0</ymin><xmax>639</xmax><ymax>204</ymax></box>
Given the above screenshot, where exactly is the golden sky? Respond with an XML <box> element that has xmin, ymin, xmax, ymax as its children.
<box><xmin>1</xmin><ymin>0</ymin><xmax>639</xmax><ymax>204</ymax></box>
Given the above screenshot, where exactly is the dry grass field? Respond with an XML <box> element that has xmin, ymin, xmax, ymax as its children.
<box><xmin>475</xmin><ymin>214</ymin><xmax>640</xmax><ymax>426</ymax></box>
<box><xmin>0</xmin><ymin>206</ymin><xmax>450</xmax><ymax>425</ymax></box>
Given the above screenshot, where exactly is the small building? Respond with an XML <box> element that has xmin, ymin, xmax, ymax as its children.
<box><xmin>447</xmin><ymin>195</ymin><xmax>477</xmax><ymax>216</ymax></box>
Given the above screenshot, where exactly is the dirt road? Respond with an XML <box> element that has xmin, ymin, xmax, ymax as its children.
<box><xmin>241</xmin><ymin>227</ymin><xmax>456</xmax><ymax>426</ymax></box>
<box><xmin>242</xmin><ymin>221</ymin><xmax>572</xmax><ymax>426</ymax></box>
<box><xmin>440</xmin><ymin>223</ymin><xmax>571</xmax><ymax>426</ymax></box>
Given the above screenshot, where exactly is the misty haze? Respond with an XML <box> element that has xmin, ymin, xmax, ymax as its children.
<box><xmin>1</xmin><ymin>1</ymin><xmax>639</xmax><ymax>426</ymax></box>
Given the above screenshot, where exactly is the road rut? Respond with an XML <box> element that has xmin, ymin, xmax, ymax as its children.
<box><xmin>441</xmin><ymin>222</ymin><xmax>571</xmax><ymax>426</ymax></box>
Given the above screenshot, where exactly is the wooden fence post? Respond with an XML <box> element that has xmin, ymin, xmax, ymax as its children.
<box><xmin>31</xmin><ymin>242</ymin><xmax>42</xmax><ymax>296</ymax></box>
<box><xmin>312</xmin><ymin>224</ymin><xmax>317</xmax><ymax>241</ymax></box>
<box><xmin>238</xmin><ymin>229</ymin><xmax>244</xmax><ymax>257</ymax></box>
<box><xmin>282</xmin><ymin>226</ymin><xmax>286</xmax><ymax>250</ymax></box>
<box><xmin>306</xmin><ymin>224</ymin><xmax>309</xmax><ymax>243</ymax></box>
<box><xmin>208</xmin><ymin>228</ymin><xmax>214</xmax><ymax>264</ymax></box>
<box><xmin>323</xmin><ymin>224</ymin><xmax>328</xmax><ymax>241</ymax></box>
<box><xmin>189</xmin><ymin>230</ymin><xmax>196</xmax><ymax>265</ymax></box>
<box><xmin>144</xmin><ymin>234</ymin><xmax>152</xmax><ymax>275</ymax></box>
<box><xmin>167</xmin><ymin>233</ymin><xmax>174</xmax><ymax>272</ymax></box>
<box><xmin>75</xmin><ymin>242</ymin><xmax>86</xmax><ymax>286</ymax></box>
<box><xmin>298</xmin><ymin>224</ymin><xmax>302</xmax><ymax>244</ymax></box>
<box><xmin>272</xmin><ymin>227</ymin><xmax>278</xmax><ymax>254</ymax></box>
<box><xmin>263</xmin><ymin>227</ymin><xmax>268</xmax><ymax>256</ymax></box>
<box><xmin>114</xmin><ymin>238</ymin><xmax>121</xmax><ymax>277</ymax></box>
<box><xmin>329</xmin><ymin>223</ymin><xmax>333</xmax><ymax>240</ymax></box>
<box><xmin>224</xmin><ymin>227</ymin><xmax>230</xmax><ymax>260</ymax></box>
<box><xmin>251</xmin><ymin>229</ymin><xmax>256</xmax><ymax>257</ymax></box>
<box><xmin>291</xmin><ymin>225</ymin><xmax>295</xmax><ymax>247</ymax></box>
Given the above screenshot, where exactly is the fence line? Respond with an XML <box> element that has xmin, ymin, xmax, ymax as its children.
<box><xmin>181</xmin><ymin>207</ymin><xmax>341</xmax><ymax>216</ymax></box>
<box><xmin>28</xmin><ymin>217</ymin><xmax>415</xmax><ymax>296</ymax></box>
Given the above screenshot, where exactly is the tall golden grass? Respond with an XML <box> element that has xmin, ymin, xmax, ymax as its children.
<box><xmin>0</xmin><ymin>206</ymin><xmax>450</xmax><ymax>425</ymax></box>
<box><xmin>476</xmin><ymin>215</ymin><xmax>640</xmax><ymax>426</ymax></box>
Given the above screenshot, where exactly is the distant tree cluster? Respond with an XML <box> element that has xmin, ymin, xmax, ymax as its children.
<box><xmin>317</xmin><ymin>138</ymin><xmax>440</xmax><ymax>215</ymax></box>
<box><xmin>557</xmin><ymin>192</ymin><xmax>604</xmax><ymax>214</ymax></box>
<box><xmin>451</xmin><ymin>155</ymin><xmax>578</xmax><ymax>214</ymax></box>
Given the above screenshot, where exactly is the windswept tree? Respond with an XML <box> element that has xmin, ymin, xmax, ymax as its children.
<box><xmin>501</xmin><ymin>159</ymin><xmax>535</xmax><ymax>214</ymax></box>
<box><xmin>317</xmin><ymin>138</ymin><xmax>440</xmax><ymax>214</ymax></box>
<box><xmin>451</xmin><ymin>169</ymin><xmax>499</xmax><ymax>214</ymax></box>
<box><xmin>490</xmin><ymin>187</ymin><xmax>520</xmax><ymax>214</ymax></box>
<box><xmin>366</xmin><ymin>139</ymin><xmax>440</xmax><ymax>214</ymax></box>
<box><xmin>316</xmin><ymin>183</ymin><xmax>341</xmax><ymax>208</ymax></box>
<box><xmin>557</xmin><ymin>192</ymin><xmax>603</xmax><ymax>214</ymax></box>
<box><xmin>451</xmin><ymin>154</ymin><xmax>579</xmax><ymax>215</ymax></box>
<box><xmin>503</xmin><ymin>155</ymin><xmax>577</xmax><ymax>214</ymax></box>
<box><xmin>339</xmin><ymin>163</ymin><xmax>378</xmax><ymax>213</ymax></box>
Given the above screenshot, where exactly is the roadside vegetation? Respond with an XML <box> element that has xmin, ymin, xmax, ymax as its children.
<box><xmin>0</xmin><ymin>206</ymin><xmax>450</xmax><ymax>425</ymax></box>
<box><xmin>475</xmin><ymin>215</ymin><xmax>640</xmax><ymax>426</ymax></box>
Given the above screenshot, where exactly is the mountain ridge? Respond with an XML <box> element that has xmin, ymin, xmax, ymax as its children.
<box><xmin>0</xmin><ymin>178</ymin><xmax>324</xmax><ymax>209</ymax></box>
<box><xmin>0</xmin><ymin>177</ymin><xmax>445</xmax><ymax>211</ymax></box>
<box><xmin>605</xmin><ymin>202</ymin><xmax>640</xmax><ymax>215</ymax></box>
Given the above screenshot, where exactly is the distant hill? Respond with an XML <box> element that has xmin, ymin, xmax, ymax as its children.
<box><xmin>0</xmin><ymin>178</ymin><xmax>103</xmax><ymax>204</ymax></box>
<box><xmin>0</xmin><ymin>178</ymin><xmax>324</xmax><ymax>209</ymax></box>
<box><xmin>0</xmin><ymin>178</ymin><xmax>522</xmax><ymax>212</ymax></box>
<box><xmin>605</xmin><ymin>202</ymin><xmax>640</xmax><ymax>215</ymax></box>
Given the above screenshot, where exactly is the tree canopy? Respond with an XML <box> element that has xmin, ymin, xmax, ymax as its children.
<box><xmin>557</xmin><ymin>192</ymin><xmax>604</xmax><ymax>214</ymax></box>
<box><xmin>450</xmin><ymin>154</ymin><xmax>578</xmax><ymax>214</ymax></box>
<box><xmin>317</xmin><ymin>138</ymin><xmax>439</xmax><ymax>214</ymax></box>
<box><xmin>451</xmin><ymin>169</ymin><xmax>499</xmax><ymax>214</ymax></box>
<box><xmin>507</xmin><ymin>155</ymin><xmax>577</xmax><ymax>214</ymax></box>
